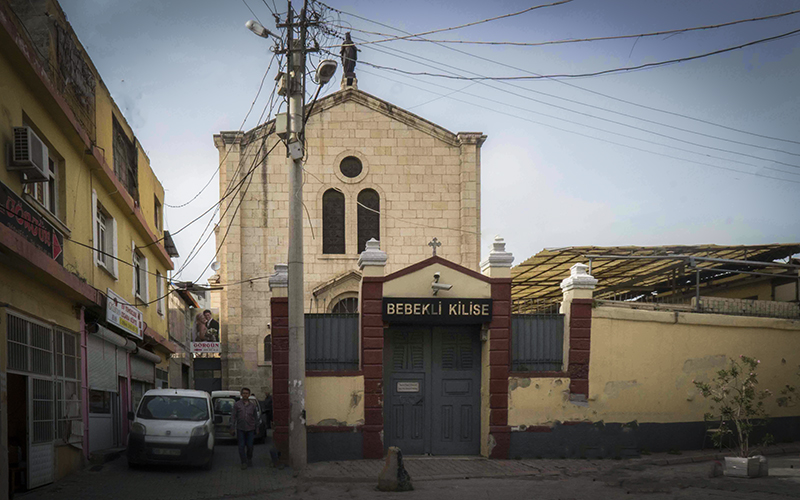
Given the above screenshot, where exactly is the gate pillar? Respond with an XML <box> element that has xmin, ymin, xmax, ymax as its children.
<box><xmin>481</xmin><ymin>237</ymin><xmax>514</xmax><ymax>458</ymax></box>
<box><xmin>359</xmin><ymin>239</ymin><xmax>388</xmax><ymax>459</ymax></box>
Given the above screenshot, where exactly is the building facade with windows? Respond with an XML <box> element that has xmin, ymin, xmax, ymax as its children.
<box><xmin>212</xmin><ymin>77</ymin><xmax>485</xmax><ymax>393</ymax></box>
<box><xmin>0</xmin><ymin>1</ymin><xmax>176</xmax><ymax>494</ymax></box>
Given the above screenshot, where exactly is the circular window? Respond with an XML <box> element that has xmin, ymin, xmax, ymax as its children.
<box><xmin>339</xmin><ymin>156</ymin><xmax>363</xmax><ymax>178</ymax></box>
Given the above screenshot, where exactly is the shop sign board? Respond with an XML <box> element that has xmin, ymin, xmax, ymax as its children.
<box><xmin>0</xmin><ymin>181</ymin><xmax>63</xmax><ymax>265</ymax></box>
<box><xmin>383</xmin><ymin>298</ymin><xmax>492</xmax><ymax>324</ymax></box>
<box><xmin>106</xmin><ymin>288</ymin><xmax>143</xmax><ymax>339</ymax></box>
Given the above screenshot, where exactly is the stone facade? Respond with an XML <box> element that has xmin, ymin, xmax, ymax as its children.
<box><xmin>212</xmin><ymin>82</ymin><xmax>485</xmax><ymax>392</ymax></box>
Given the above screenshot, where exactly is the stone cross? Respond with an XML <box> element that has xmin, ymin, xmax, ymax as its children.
<box><xmin>428</xmin><ymin>237</ymin><xmax>441</xmax><ymax>256</ymax></box>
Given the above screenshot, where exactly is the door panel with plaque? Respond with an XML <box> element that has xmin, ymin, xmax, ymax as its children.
<box><xmin>384</xmin><ymin>328</ymin><xmax>429</xmax><ymax>454</ymax></box>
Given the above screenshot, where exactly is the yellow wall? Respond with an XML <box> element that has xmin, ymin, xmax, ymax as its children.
<box><xmin>710</xmin><ymin>280</ymin><xmax>773</xmax><ymax>301</ymax></box>
<box><xmin>509</xmin><ymin>306</ymin><xmax>800</xmax><ymax>427</ymax></box>
<box><xmin>305</xmin><ymin>376</ymin><xmax>365</xmax><ymax>426</ymax></box>
<box><xmin>0</xmin><ymin>25</ymin><xmax>171</xmax><ymax>338</ymax></box>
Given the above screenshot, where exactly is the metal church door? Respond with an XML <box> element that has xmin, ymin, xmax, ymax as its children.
<box><xmin>385</xmin><ymin>326</ymin><xmax>481</xmax><ymax>455</ymax></box>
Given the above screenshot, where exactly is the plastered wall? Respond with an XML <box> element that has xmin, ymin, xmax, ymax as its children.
<box><xmin>305</xmin><ymin>375</ymin><xmax>365</xmax><ymax>427</ymax></box>
<box><xmin>509</xmin><ymin>306</ymin><xmax>800</xmax><ymax>427</ymax></box>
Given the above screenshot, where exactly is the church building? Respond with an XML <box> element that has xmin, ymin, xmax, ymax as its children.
<box><xmin>211</xmin><ymin>74</ymin><xmax>486</xmax><ymax>393</ymax></box>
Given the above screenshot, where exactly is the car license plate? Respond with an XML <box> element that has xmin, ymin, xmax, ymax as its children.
<box><xmin>152</xmin><ymin>448</ymin><xmax>181</xmax><ymax>456</ymax></box>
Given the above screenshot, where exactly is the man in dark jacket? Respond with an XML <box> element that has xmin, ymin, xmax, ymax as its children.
<box><xmin>230</xmin><ymin>387</ymin><xmax>258</xmax><ymax>469</ymax></box>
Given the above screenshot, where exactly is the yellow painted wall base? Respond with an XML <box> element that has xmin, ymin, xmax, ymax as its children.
<box><xmin>305</xmin><ymin>376</ymin><xmax>365</xmax><ymax>426</ymax></box>
<box><xmin>509</xmin><ymin>306</ymin><xmax>800</xmax><ymax>427</ymax></box>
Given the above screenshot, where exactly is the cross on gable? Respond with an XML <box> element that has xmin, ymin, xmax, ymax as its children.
<box><xmin>428</xmin><ymin>237</ymin><xmax>441</xmax><ymax>256</ymax></box>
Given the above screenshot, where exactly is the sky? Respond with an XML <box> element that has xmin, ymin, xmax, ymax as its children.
<box><xmin>59</xmin><ymin>0</ymin><xmax>800</xmax><ymax>284</ymax></box>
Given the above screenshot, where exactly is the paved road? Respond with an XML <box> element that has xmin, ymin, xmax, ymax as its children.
<box><xmin>21</xmin><ymin>446</ymin><xmax>800</xmax><ymax>500</ymax></box>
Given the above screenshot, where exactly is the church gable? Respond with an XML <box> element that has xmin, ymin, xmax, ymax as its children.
<box><xmin>309</xmin><ymin>88</ymin><xmax>461</xmax><ymax>147</ymax></box>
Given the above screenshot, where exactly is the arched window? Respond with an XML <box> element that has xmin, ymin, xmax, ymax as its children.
<box><xmin>263</xmin><ymin>334</ymin><xmax>272</xmax><ymax>362</ymax></box>
<box><xmin>322</xmin><ymin>189</ymin><xmax>345</xmax><ymax>254</ymax></box>
<box><xmin>357</xmin><ymin>189</ymin><xmax>380</xmax><ymax>253</ymax></box>
<box><xmin>331</xmin><ymin>297</ymin><xmax>359</xmax><ymax>314</ymax></box>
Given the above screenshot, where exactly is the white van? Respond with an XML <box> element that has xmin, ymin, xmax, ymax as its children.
<box><xmin>127</xmin><ymin>388</ymin><xmax>215</xmax><ymax>469</ymax></box>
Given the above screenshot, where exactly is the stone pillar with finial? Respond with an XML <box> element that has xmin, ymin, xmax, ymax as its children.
<box><xmin>479</xmin><ymin>236</ymin><xmax>514</xmax><ymax>458</ymax></box>
<box><xmin>358</xmin><ymin>239</ymin><xmax>387</xmax><ymax>458</ymax></box>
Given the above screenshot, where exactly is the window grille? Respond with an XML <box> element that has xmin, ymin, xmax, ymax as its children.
<box><xmin>322</xmin><ymin>189</ymin><xmax>345</xmax><ymax>254</ymax></box>
<box><xmin>511</xmin><ymin>314</ymin><xmax>565</xmax><ymax>372</ymax></box>
<box><xmin>331</xmin><ymin>297</ymin><xmax>358</xmax><ymax>314</ymax></box>
<box><xmin>305</xmin><ymin>314</ymin><xmax>359</xmax><ymax>371</ymax></box>
<box><xmin>7</xmin><ymin>313</ymin><xmax>52</xmax><ymax>376</ymax></box>
<box><xmin>357</xmin><ymin>189</ymin><xmax>379</xmax><ymax>253</ymax></box>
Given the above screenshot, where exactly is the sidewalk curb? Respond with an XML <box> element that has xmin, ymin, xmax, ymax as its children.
<box><xmin>639</xmin><ymin>444</ymin><xmax>800</xmax><ymax>467</ymax></box>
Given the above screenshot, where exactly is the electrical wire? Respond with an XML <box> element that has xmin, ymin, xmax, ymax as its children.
<box><xmin>320</xmin><ymin>0</ymin><xmax>572</xmax><ymax>45</ymax></box>
<box><xmin>355</xmin><ymin>28</ymin><xmax>800</xmax><ymax>81</ymax></box>
<box><xmin>350</xmin><ymin>43</ymin><xmax>800</xmax><ymax>172</ymax></box>
<box><xmin>331</xmin><ymin>6</ymin><xmax>800</xmax><ymax>146</ymax></box>
<box><xmin>165</xmin><ymin>53</ymin><xmax>278</xmax><ymax>209</ymax></box>
<box><xmin>326</xmin><ymin>9</ymin><xmax>800</xmax><ymax>48</ymax></box>
<box><xmin>354</xmin><ymin>67</ymin><xmax>800</xmax><ymax>185</ymax></box>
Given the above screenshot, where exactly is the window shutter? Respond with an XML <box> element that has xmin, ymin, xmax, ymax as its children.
<box><xmin>143</xmin><ymin>257</ymin><xmax>149</xmax><ymax>302</ymax></box>
<box><xmin>111</xmin><ymin>218</ymin><xmax>118</xmax><ymax>278</ymax></box>
<box><xmin>131</xmin><ymin>241</ymin><xmax>137</xmax><ymax>297</ymax></box>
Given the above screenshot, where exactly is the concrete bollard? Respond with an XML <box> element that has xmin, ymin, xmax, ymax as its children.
<box><xmin>377</xmin><ymin>447</ymin><xmax>413</xmax><ymax>492</ymax></box>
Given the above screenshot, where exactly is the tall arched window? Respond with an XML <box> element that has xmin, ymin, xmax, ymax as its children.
<box><xmin>357</xmin><ymin>189</ymin><xmax>380</xmax><ymax>253</ymax></box>
<box><xmin>322</xmin><ymin>189</ymin><xmax>345</xmax><ymax>254</ymax></box>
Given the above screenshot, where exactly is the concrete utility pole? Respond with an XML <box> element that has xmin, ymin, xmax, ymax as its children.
<box><xmin>285</xmin><ymin>0</ymin><xmax>307</xmax><ymax>470</ymax></box>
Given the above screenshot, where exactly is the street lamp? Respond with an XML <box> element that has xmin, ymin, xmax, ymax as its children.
<box><xmin>245</xmin><ymin>19</ymin><xmax>277</xmax><ymax>39</ymax></box>
<box><xmin>315</xmin><ymin>59</ymin><xmax>338</xmax><ymax>85</ymax></box>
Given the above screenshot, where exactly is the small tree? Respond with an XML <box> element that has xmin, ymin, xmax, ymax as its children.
<box><xmin>693</xmin><ymin>355</ymin><xmax>772</xmax><ymax>458</ymax></box>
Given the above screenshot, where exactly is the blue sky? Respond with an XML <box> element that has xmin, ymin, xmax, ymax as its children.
<box><xmin>60</xmin><ymin>0</ymin><xmax>800</xmax><ymax>283</ymax></box>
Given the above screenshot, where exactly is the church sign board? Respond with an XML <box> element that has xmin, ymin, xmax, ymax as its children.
<box><xmin>383</xmin><ymin>298</ymin><xmax>492</xmax><ymax>325</ymax></box>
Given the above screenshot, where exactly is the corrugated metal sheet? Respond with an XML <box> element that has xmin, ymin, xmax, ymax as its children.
<box><xmin>511</xmin><ymin>314</ymin><xmax>564</xmax><ymax>372</ymax></box>
<box><xmin>130</xmin><ymin>355</ymin><xmax>155</xmax><ymax>383</ymax></box>
<box><xmin>305</xmin><ymin>314</ymin><xmax>359</xmax><ymax>371</ymax></box>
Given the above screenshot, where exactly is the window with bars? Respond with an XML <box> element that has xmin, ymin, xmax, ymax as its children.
<box><xmin>322</xmin><ymin>189</ymin><xmax>345</xmax><ymax>254</ymax></box>
<box><xmin>156</xmin><ymin>271</ymin><xmax>164</xmax><ymax>315</ymax></box>
<box><xmin>7</xmin><ymin>314</ymin><xmax>53</xmax><ymax>376</ymax></box>
<box><xmin>357</xmin><ymin>189</ymin><xmax>380</xmax><ymax>253</ymax></box>
<box><xmin>133</xmin><ymin>247</ymin><xmax>148</xmax><ymax>302</ymax></box>
<box><xmin>331</xmin><ymin>296</ymin><xmax>358</xmax><ymax>314</ymax></box>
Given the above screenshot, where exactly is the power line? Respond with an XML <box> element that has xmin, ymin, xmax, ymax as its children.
<box><xmin>360</xmin><ymin>40</ymin><xmax>800</xmax><ymax>159</ymax></box>
<box><xmin>165</xmin><ymin>52</ymin><xmax>278</xmax><ymax>209</ymax></box>
<box><xmin>194</xmin><ymin>140</ymin><xmax>281</xmax><ymax>283</ymax></box>
<box><xmin>357</xmin><ymin>28</ymin><xmax>800</xmax><ymax>81</ymax></box>
<box><xmin>329</xmin><ymin>5</ymin><xmax>800</xmax><ymax>146</ymax></box>
<box><xmin>172</xmin><ymin>81</ymin><xmax>283</xmax><ymax>277</ymax></box>
<box><xmin>327</xmin><ymin>9</ymin><xmax>800</xmax><ymax>48</ymax></box>
<box><xmin>355</xmin><ymin>67</ymin><xmax>800</xmax><ymax>186</ymax></box>
<box><xmin>352</xmin><ymin>42</ymin><xmax>800</xmax><ymax>170</ymax></box>
<box><xmin>321</xmin><ymin>0</ymin><xmax>571</xmax><ymax>46</ymax></box>
<box><xmin>241</xmin><ymin>0</ymin><xmax>263</xmax><ymax>24</ymax></box>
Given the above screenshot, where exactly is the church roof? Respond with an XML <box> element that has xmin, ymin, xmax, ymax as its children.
<box><xmin>219</xmin><ymin>85</ymin><xmax>485</xmax><ymax>147</ymax></box>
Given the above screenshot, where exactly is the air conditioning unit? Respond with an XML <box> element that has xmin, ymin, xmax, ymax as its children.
<box><xmin>10</xmin><ymin>126</ymin><xmax>48</xmax><ymax>182</ymax></box>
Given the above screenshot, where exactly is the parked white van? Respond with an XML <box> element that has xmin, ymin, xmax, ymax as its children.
<box><xmin>127</xmin><ymin>389</ymin><xmax>215</xmax><ymax>469</ymax></box>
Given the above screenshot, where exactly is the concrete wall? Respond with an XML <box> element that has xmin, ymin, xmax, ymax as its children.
<box><xmin>509</xmin><ymin>305</ymin><xmax>800</xmax><ymax>432</ymax></box>
<box><xmin>305</xmin><ymin>376</ymin><xmax>365</xmax><ymax>427</ymax></box>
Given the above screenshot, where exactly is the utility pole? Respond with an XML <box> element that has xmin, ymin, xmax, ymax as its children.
<box><xmin>284</xmin><ymin>0</ymin><xmax>307</xmax><ymax>470</ymax></box>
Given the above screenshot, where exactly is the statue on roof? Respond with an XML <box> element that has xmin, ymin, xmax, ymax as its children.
<box><xmin>340</xmin><ymin>32</ymin><xmax>359</xmax><ymax>77</ymax></box>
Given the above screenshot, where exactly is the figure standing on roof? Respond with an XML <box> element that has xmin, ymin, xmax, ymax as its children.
<box><xmin>340</xmin><ymin>32</ymin><xmax>359</xmax><ymax>77</ymax></box>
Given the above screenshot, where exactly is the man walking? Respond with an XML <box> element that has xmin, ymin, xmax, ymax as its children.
<box><xmin>230</xmin><ymin>387</ymin><xmax>258</xmax><ymax>469</ymax></box>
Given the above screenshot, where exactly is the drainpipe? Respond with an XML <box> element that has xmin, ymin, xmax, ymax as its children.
<box><xmin>80</xmin><ymin>307</ymin><xmax>89</xmax><ymax>459</ymax></box>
